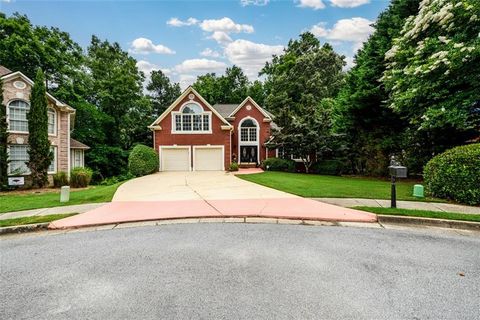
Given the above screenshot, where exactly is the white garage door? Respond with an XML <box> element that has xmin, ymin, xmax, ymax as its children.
<box><xmin>161</xmin><ymin>147</ymin><xmax>190</xmax><ymax>171</ymax></box>
<box><xmin>194</xmin><ymin>147</ymin><xmax>223</xmax><ymax>171</ymax></box>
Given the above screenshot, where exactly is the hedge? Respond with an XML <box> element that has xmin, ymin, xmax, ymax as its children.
<box><xmin>261</xmin><ymin>158</ymin><xmax>295</xmax><ymax>172</ymax></box>
<box><xmin>424</xmin><ymin>144</ymin><xmax>480</xmax><ymax>205</ymax></box>
<box><xmin>53</xmin><ymin>171</ymin><xmax>69</xmax><ymax>187</ymax></box>
<box><xmin>128</xmin><ymin>144</ymin><xmax>158</xmax><ymax>177</ymax></box>
<box><xmin>70</xmin><ymin>167</ymin><xmax>93</xmax><ymax>188</ymax></box>
<box><xmin>311</xmin><ymin>160</ymin><xmax>343</xmax><ymax>175</ymax></box>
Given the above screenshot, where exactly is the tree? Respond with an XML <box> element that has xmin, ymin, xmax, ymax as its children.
<box><xmin>383</xmin><ymin>0</ymin><xmax>480</xmax><ymax>172</ymax></box>
<box><xmin>261</xmin><ymin>32</ymin><xmax>345</xmax><ymax>116</ymax></box>
<box><xmin>146</xmin><ymin>70</ymin><xmax>181</xmax><ymax>117</ymax></box>
<box><xmin>27</xmin><ymin>69</ymin><xmax>52</xmax><ymax>188</ymax></box>
<box><xmin>247</xmin><ymin>80</ymin><xmax>266</xmax><ymax>106</ymax></box>
<box><xmin>334</xmin><ymin>0</ymin><xmax>420</xmax><ymax>175</ymax></box>
<box><xmin>0</xmin><ymin>79</ymin><xmax>8</xmax><ymax>189</ymax></box>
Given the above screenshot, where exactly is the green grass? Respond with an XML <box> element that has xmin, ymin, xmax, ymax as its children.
<box><xmin>0</xmin><ymin>213</ymin><xmax>77</xmax><ymax>228</ymax></box>
<box><xmin>354</xmin><ymin>206</ymin><xmax>480</xmax><ymax>222</ymax></box>
<box><xmin>238</xmin><ymin>171</ymin><xmax>442</xmax><ymax>202</ymax></box>
<box><xmin>0</xmin><ymin>183</ymin><xmax>122</xmax><ymax>214</ymax></box>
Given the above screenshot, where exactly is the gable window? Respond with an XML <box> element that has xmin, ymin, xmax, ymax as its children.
<box><xmin>240</xmin><ymin>119</ymin><xmax>257</xmax><ymax>142</ymax></box>
<box><xmin>8</xmin><ymin>145</ymin><xmax>30</xmax><ymax>174</ymax></box>
<box><xmin>172</xmin><ymin>103</ymin><xmax>211</xmax><ymax>133</ymax></box>
<box><xmin>48</xmin><ymin>108</ymin><xmax>56</xmax><ymax>135</ymax></box>
<box><xmin>8</xmin><ymin>100</ymin><xmax>30</xmax><ymax>132</ymax></box>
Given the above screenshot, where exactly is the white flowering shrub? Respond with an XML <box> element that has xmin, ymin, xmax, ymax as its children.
<box><xmin>383</xmin><ymin>0</ymin><xmax>479</xmax><ymax>132</ymax></box>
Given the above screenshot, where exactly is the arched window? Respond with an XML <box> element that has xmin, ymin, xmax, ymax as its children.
<box><xmin>8</xmin><ymin>100</ymin><xmax>30</xmax><ymax>132</ymax></box>
<box><xmin>173</xmin><ymin>103</ymin><xmax>211</xmax><ymax>132</ymax></box>
<box><xmin>47</xmin><ymin>108</ymin><xmax>56</xmax><ymax>135</ymax></box>
<box><xmin>240</xmin><ymin>118</ymin><xmax>257</xmax><ymax>142</ymax></box>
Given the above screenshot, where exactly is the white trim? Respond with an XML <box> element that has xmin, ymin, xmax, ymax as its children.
<box><xmin>149</xmin><ymin>86</ymin><xmax>232</xmax><ymax>128</ymax></box>
<box><xmin>192</xmin><ymin>145</ymin><xmax>225</xmax><ymax>171</ymax></box>
<box><xmin>159</xmin><ymin>145</ymin><xmax>191</xmax><ymax>172</ymax></box>
<box><xmin>238</xmin><ymin>116</ymin><xmax>260</xmax><ymax>164</ymax></box>
<box><xmin>6</xmin><ymin>98</ymin><xmax>30</xmax><ymax>134</ymax></box>
<box><xmin>228</xmin><ymin>96</ymin><xmax>272</xmax><ymax>119</ymax></box>
<box><xmin>1</xmin><ymin>71</ymin><xmax>75</xmax><ymax>112</ymax></box>
<box><xmin>171</xmin><ymin>101</ymin><xmax>213</xmax><ymax>134</ymax></box>
<box><xmin>48</xmin><ymin>146</ymin><xmax>57</xmax><ymax>174</ymax></box>
<box><xmin>47</xmin><ymin>107</ymin><xmax>57</xmax><ymax>136</ymax></box>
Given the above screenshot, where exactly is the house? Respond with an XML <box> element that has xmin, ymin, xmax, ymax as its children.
<box><xmin>1</xmin><ymin>66</ymin><xmax>89</xmax><ymax>185</ymax></box>
<box><xmin>148</xmin><ymin>86</ymin><xmax>277</xmax><ymax>171</ymax></box>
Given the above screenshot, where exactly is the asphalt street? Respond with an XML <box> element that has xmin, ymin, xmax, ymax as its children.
<box><xmin>1</xmin><ymin>223</ymin><xmax>479</xmax><ymax>319</ymax></box>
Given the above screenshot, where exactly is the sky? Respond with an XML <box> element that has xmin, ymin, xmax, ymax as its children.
<box><xmin>1</xmin><ymin>0</ymin><xmax>390</xmax><ymax>88</ymax></box>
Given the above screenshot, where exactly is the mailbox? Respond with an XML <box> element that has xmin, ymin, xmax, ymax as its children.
<box><xmin>388</xmin><ymin>165</ymin><xmax>407</xmax><ymax>178</ymax></box>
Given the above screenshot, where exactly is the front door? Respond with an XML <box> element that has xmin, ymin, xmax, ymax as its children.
<box><xmin>240</xmin><ymin>146</ymin><xmax>258</xmax><ymax>163</ymax></box>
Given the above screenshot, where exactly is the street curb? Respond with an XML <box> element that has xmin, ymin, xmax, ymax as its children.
<box><xmin>0</xmin><ymin>223</ymin><xmax>50</xmax><ymax>235</ymax></box>
<box><xmin>377</xmin><ymin>215</ymin><xmax>480</xmax><ymax>231</ymax></box>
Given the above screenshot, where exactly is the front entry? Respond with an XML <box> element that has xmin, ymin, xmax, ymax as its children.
<box><xmin>240</xmin><ymin>146</ymin><xmax>258</xmax><ymax>163</ymax></box>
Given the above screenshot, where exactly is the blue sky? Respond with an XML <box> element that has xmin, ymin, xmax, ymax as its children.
<box><xmin>1</xmin><ymin>0</ymin><xmax>389</xmax><ymax>87</ymax></box>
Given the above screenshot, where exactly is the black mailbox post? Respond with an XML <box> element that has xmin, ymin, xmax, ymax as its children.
<box><xmin>388</xmin><ymin>161</ymin><xmax>407</xmax><ymax>208</ymax></box>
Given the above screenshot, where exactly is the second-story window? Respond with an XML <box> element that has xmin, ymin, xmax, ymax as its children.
<box><xmin>48</xmin><ymin>108</ymin><xmax>56</xmax><ymax>134</ymax></box>
<box><xmin>172</xmin><ymin>103</ymin><xmax>211</xmax><ymax>133</ymax></box>
<box><xmin>8</xmin><ymin>100</ymin><xmax>30</xmax><ymax>132</ymax></box>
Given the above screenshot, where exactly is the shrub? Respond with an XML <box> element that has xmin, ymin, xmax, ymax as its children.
<box><xmin>261</xmin><ymin>158</ymin><xmax>295</xmax><ymax>172</ymax></box>
<box><xmin>424</xmin><ymin>144</ymin><xmax>480</xmax><ymax>205</ymax></box>
<box><xmin>128</xmin><ymin>144</ymin><xmax>158</xmax><ymax>177</ymax></box>
<box><xmin>229</xmin><ymin>162</ymin><xmax>239</xmax><ymax>171</ymax></box>
<box><xmin>312</xmin><ymin>160</ymin><xmax>343</xmax><ymax>176</ymax></box>
<box><xmin>70</xmin><ymin>167</ymin><xmax>93</xmax><ymax>188</ymax></box>
<box><xmin>53</xmin><ymin>171</ymin><xmax>69</xmax><ymax>187</ymax></box>
<box><xmin>99</xmin><ymin>172</ymin><xmax>134</xmax><ymax>186</ymax></box>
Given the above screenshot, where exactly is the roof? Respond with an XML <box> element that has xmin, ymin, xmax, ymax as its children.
<box><xmin>70</xmin><ymin>138</ymin><xmax>90</xmax><ymax>149</ymax></box>
<box><xmin>211</xmin><ymin>104</ymin><xmax>238</xmax><ymax>118</ymax></box>
<box><xmin>0</xmin><ymin>66</ymin><xmax>12</xmax><ymax>77</ymax></box>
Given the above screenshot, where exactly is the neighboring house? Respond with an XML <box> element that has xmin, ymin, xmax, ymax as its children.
<box><xmin>148</xmin><ymin>86</ymin><xmax>277</xmax><ymax>171</ymax></box>
<box><xmin>1</xmin><ymin>66</ymin><xmax>89</xmax><ymax>185</ymax></box>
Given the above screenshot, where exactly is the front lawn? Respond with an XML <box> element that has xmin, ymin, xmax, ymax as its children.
<box><xmin>238</xmin><ymin>171</ymin><xmax>442</xmax><ymax>202</ymax></box>
<box><xmin>0</xmin><ymin>183</ymin><xmax>122</xmax><ymax>214</ymax></box>
<box><xmin>0</xmin><ymin>213</ymin><xmax>77</xmax><ymax>228</ymax></box>
<box><xmin>355</xmin><ymin>207</ymin><xmax>480</xmax><ymax>223</ymax></box>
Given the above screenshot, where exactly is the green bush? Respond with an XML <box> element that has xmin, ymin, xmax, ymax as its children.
<box><xmin>99</xmin><ymin>172</ymin><xmax>134</xmax><ymax>186</ymax></box>
<box><xmin>70</xmin><ymin>167</ymin><xmax>93</xmax><ymax>188</ymax></box>
<box><xmin>128</xmin><ymin>144</ymin><xmax>158</xmax><ymax>177</ymax></box>
<box><xmin>229</xmin><ymin>162</ymin><xmax>239</xmax><ymax>171</ymax></box>
<box><xmin>52</xmin><ymin>171</ymin><xmax>69</xmax><ymax>187</ymax></box>
<box><xmin>424</xmin><ymin>144</ymin><xmax>480</xmax><ymax>205</ymax></box>
<box><xmin>312</xmin><ymin>160</ymin><xmax>343</xmax><ymax>175</ymax></box>
<box><xmin>261</xmin><ymin>158</ymin><xmax>295</xmax><ymax>172</ymax></box>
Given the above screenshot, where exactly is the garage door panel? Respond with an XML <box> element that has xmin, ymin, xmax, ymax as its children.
<box><xmin>161</xmin><ymin>148</ymin><xmax>190</xmax><ymax>171</ymax></box>
<box><xmin>194</xmin><ymin>147</ymin><xmax>223</xmax><ymax>171</ymax></box>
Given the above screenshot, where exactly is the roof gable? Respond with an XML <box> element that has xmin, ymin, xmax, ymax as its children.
<box><xmin>149</xmin><ymin>86</ymin><xmax>232</xmax><ymax>128</ymax></box>
<box><xmin>228</xmin><ymin>97</ymin><xmax>272</xmax><ymax>119</ymax></box>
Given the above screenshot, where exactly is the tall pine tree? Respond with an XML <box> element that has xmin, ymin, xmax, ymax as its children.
<box><xmin>27</xmin><ymin>69</ymin><xmax>52</xmax><ymax>188</ymax></box>
<box><xmin>0</xmin><ymin>78</ymin><xmax>8</xmax><ymax>189</ymax></box>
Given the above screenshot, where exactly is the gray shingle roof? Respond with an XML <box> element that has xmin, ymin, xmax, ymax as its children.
<box><xmin>70</xmin><ymin>138</ymin><xmax>90</xmax><ymax>149</ymax></box>
<box><xmin>0</xmin><ymin>65</ymin><xmax>12</xmax><ymax>77</ymax></box>
<box><xmin>211</xmin><ymin>104</ymin><xmax>238</xmax><ymax>118</ymax></box>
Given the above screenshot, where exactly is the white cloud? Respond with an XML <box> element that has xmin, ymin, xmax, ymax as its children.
<box><xmin>224</xmin><ymin>39</ymin><xmax>284</xmax><ymax>78</ymax></box>
<box><xmin>200</xmin><ymin>17</ymin><xmax>254</xmax><ymax>34</ymax></box>
<box><xmin>178</xmin><ymin>75</ymin><xmax>197</xmax><ymax>90</ymax></box>
<box><xmin>200</xmin><ymin>48</ymin><xmax>222</xmax><ymax>58</ymax></box>
<box><xmin>344</xmin><ymin>56</ymin><xmax>355</xmax><ymax>70</ymax></box>
<box><xmin>129</xmin><ymin>37</ymin><xmax>175</xmax><ymax>55</ymax></box>
<box><xmin>167</xmin><ymin>17</ymin><xmax>199</xmax><ymax>27</ymax></box>
<box><xmin>1</xmin><ymin>0</ymin><xmax>12</xmax><ymax>3</ymax></box>
<box><xmin>240</xmin><ymin>0</ymin><xmax>269</xmax><ymax>6</ymax></box>
<box><xmin>297</xmin><ymin>0</ymin><xmax>326</xmax><ymax>10</ymax></box>
<box><xmin>210</xmin><ymin>31</ymin><xmax>233</xmax><ymax>45</ymax></box>
<box><xmin>326</xmin><ymin>17</ymin><xmax>374</xmax><ymax>42</ymax></box>
<box><xmin>310</xmin><ymin>23</ymin><xmax>328</xmax><ymax>37</ymax></box>
<box><xmin>174</xmin><ymin>58</ymin><xmax>227</xmax><ymax>74</ymax></box>
<box><xmin>329</xmin><ymin>0</ymin><xmax>369</xmax><ymax>8</ymax></box>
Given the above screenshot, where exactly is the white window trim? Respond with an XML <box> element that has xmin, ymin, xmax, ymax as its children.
<box><xmin>6</xmin><ymin>99</ymin><xmax>30</xmax><ymax>134</ymax></box>
<box><xmin>171</xmin><ymin>101</ymin><xmax>212</xmax><ymax>134</ymax></box>
<box><xmin>238</xmin><ymin>116</ymin><xmax>260</xmax><ymax>164</ymax></box>
<box><xmin>48</xmin><ymin>107</ymin><xmax>57</xmax><ymax>136</ymax></box>
<box><xmin>159</xmin><ymin>145</ymin><xmax>192</xmax><ymax>172</ymax></box>
<box><xmin>48</xmin><ymin>146</ymin><xmax>57</xmax><ymax>174</ymax></box>
<box><xmin>192</xmin><ymin>145</ymin><xmax>225</xmax><ymax>171</ymax></box>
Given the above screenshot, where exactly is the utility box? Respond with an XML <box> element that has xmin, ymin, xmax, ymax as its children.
<box><xmin>60</xmin><ymin>186</ymin><xmax>70</xmax><ymax>203</ymax></box>
<box><xmin>388</xmin><ymin>165</ymin><xmax>407</xmax><ymax>178</ymax></box>
<box><xmin>413</xmin><ymin>184</ymin><xmax>424</xmax><ymax>198</ymax></box>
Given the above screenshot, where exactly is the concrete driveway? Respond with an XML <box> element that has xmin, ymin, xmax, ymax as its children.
<box><xmin>50</xmin><ymin>171</ymin><xmax>376</xmax><ymax>229</ymax></box>
<box><xmin>113</xmin><ymin>171</ymin><xmax>296</xmax><ymax>201</ymax></box>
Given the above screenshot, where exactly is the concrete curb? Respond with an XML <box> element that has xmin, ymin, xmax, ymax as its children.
<box><xmin>0</xmin><ymin>223</ymin><xmax>50</xmax><ymax>235</ymax></box>
<box><xmin>377</xmin><ymin>215</ymin><xmax>480</xmax><ymax>231</ymax></box>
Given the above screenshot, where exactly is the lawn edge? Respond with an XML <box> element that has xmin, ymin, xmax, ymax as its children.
<box><xmin>377</xmin><ymin>215</ymin><xmax>480</xmax><ymax>231</ymax></box>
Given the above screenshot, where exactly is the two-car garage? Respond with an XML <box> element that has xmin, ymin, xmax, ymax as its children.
<box><xmin>159</xmin><ymin>146</ymin><xmax>224</xmax><ymax>171</ymax></box>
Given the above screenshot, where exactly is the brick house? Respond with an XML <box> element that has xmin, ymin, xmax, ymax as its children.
<box><xmin>1</xmin><ymin>66</ymin><xmax>89</xmax><ymax>185</ymax></box>
<box><xmin>148</xmin><ymin>86</ymin><xmax>277</xmax><ymax>171</ymax></box>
